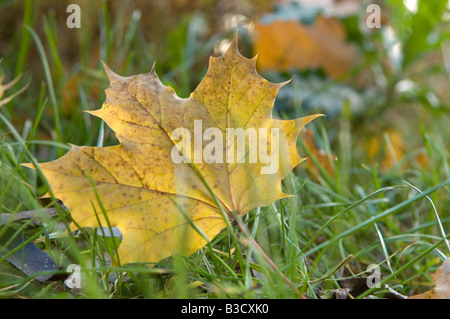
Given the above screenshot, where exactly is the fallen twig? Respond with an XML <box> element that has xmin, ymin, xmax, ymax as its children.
<box><xmin>0</xmin><ymin>208</ymin><xmax>58</xmax><ymax>226</ymax></box>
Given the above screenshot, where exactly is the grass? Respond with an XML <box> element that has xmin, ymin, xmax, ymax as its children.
<box><xmin>0</xmin><ymin>0</ymin><xmax>449</xmax><ymax>299</ymax></box>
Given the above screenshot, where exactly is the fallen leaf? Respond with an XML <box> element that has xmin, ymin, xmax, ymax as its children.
<box><xmin>24</xmin><ymin>33</ymin><xmax>321</xmax><ymax>265</ymax></box>
<box><xmin>410</xmin><ymin>258</ymin><xmax>450</xmax><ymax>299</ymax></box>
<box><xmin>252</xmin><ymin>14</ymin><xmax>358</xmax><ymax>79</ymax></box>
<box><xmin>0</xmin><ymin>227</ymin><xmax>58</xmax><ymax>282</ymax></box>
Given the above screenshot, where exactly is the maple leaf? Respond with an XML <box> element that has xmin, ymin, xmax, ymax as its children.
<box><xmin>24</xmin><ymin>33</ymin><xmax>322</xmax><ymax>265</ymax></box>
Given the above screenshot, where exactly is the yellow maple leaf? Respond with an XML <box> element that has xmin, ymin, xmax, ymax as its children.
<box><xmin>24</xmin><ymin>33</ymin><xmax>322</xmax><ymax>265</ymax></box>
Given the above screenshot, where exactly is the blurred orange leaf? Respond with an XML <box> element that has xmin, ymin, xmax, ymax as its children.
<box><xmin>252</xmin><ymin>15</ymin><xmax>358</xmax><ymax>79</ymax></box>
<box><xmin>365</xmin><ymin>129</ymin><xmax>428</xmax><ymax>171</ymax></box>
<box><xmin>300</xmin><ymin>127</ymin><xmax>334</xmax><ymax>180</ymax></box>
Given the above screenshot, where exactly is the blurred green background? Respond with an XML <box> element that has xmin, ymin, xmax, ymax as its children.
<box><xmin>1</xmin><ymin>0</ymin><xmax>448</xmax><ymax>164</ymax></box>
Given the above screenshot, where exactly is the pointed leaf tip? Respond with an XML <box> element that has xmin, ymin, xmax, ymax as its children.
<box><xmin>224</xmin><ymin>29</ymin><xmax>240</xmax><ymax>56</ymax></box>
<box><xmin>67</xmin><ymin>143</ymin><xmax>81</xmax><ymax>150</ymax></box>
<box><xmin>232</xmin><ymin>29</ymin><xmax>239</xmax><ymax>44</ymax></box>
<box><xmin>150</xmin><ymin>62</ymin><xmax>157</xmax><ymax>74</ymax></box>
<box><xmin>101</xmin><ymin>61</ymin><xmax>125</xmax><ymax>84</ymax></box>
